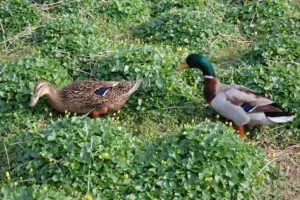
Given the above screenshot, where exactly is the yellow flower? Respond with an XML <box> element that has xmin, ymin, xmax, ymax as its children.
<box><xmin>191</xmin><ymin>119</ymin><xmax>195</xmax><ymax>124</ymax></box>
<box><xmin>40</xmin><ymin>153</ymin><xmax>45</xmax><ymax>157</ymax></box>
<box><xmin>113</xmin><ymin>180</ymin><xmax>117</xmax><ymax>184</ymax></box>
<box><xmin>200</xmin><ymin>134</ymin><xmax>204</xmax><ymax>137</ymax></box>
<box><xmin>254</xmin><ymin>32</ymin><xmax>258</xmax><ymax>35</ymax></box>
<box><xmin>103</xmin><ymin>153</ymin><xmax>109</xmax><ymax>158</ymax></box>
<box><xmin>6</xmin><ymin>100</ymin><xmax>9</xmax><ymax>104</ymax></box>
<box><xmin>49</xmin><ymin>112</ymin><xmax>52</xmax><ymax>117</ymax></box>
<box><xmin>229</xmin><ymin>122</ymin><xmax>232</xmax><ymax>127</ymax></box>
<box><xmin>5</xmin><ymin>172</ymin><xmax>10</xmax><ymax>177</ymax></box>
<box><xmin>168</xmin><ymin>85</ymin><xmax>173</xmax><ymax>91</ymax></box>
<box><xmin>20</xmin><ymin>177</ymin><xmax>23</xmax><ymax>180</ymax></box>
<box><xmin>161</xmin><ymin>160</ymin><xmax>166</xmax><ymax>165</ymax></box>
<box><xmin>153</xmin><ymin>198</ymin><xmax>158</xmax><ymax>200</ymax></box>
<box><xmin>209</xmin><ymin>177</ymin><xmax>213</xmax><ymax>181</ymax></box>
<box><xmin>31</xmin><ymin>27</ymin><xmax>35</xmax><ymax>31</ymax></box>
<box><xmin>122</xmin><ymin>157</ymin><xmax>126</xmax><ymax>161</ymax></box>
<box><xmin>270</xmin><ymin>50</ymin><xmax>273</xmax><ymax>55</ymax></box>
<box><xmin>54</xmin><ymin>178</ymin><xmax>58</xmax><ymax>182</ymax></box>
<box><xmin>149</xmin><ymin>35</ymin><xmax>153</xmax><ymax>40</ymax></box>
<box><xmin>33</xmin><ymin>122</ymin><xmax>37</xmax><ymax>129</ymax></box>
<box><xmin>205</xmin><ymin>178</ymin><xmax>209</xmax><ymax>181</ymax></box>
<box><xmin>84</xmin><ymin>194</ymin><xmax>93</xmax><ymax>200</ymax></box>
<box><xmin>188</xmin><ymin>185</ymin><xmax>192</xmax><ymax>189</ymax></box>
<box><xmin>71</xmin><ymin>163</ymin><xmax>75</xmax><ymax>167</ymax></box>
<box><xmin>209</xmin><ymin>171</ymin><xmax>213</xmax><ymax>176</ymax></box>
<box><xmin>225</xmin><ymin>121</ymin><xmax>228</xmax><ymax>125</ymax></box>
<box><xmin>207</xmin><ymin>186</ymin><xmax>211</xmax><ymax>190</ymax></box>
<box><xmin>253</xmin><ymin>178</ymin><xmax>257</xmax><ymax>182</ymax></box>
<box><xmin>216</xmin><ymin>114</ymin><xmax>219</xmax><ymax>119</ymax></box>
<box><xmin>74</xmin><ymin>112</ymin><xmax>77</xmax><ymax>116</ymax></box>
<box><xmin>43</xmin><ymin>186</ymin><xmax>48</xmax><ymax>191</ymax></box>
<box><xmin>117</xmin><ymin>110</ymin><xmax>121</xmax><ymax>114</ymax></box>
<box><xmin>48</xmin><ymin>158</ymin><xmax>54</xmax><ymax>162</ymax></box>
<box><xmin>64</xmin><ymin>110</ymin><xmax>68</xmax><ymax>114</ymax></box>
<box><xmin>30</xmin><ymin>168</ymin><xmax>33</xmax><ymax>172</ymax></box>
<box><xmin>246</xmin><ymin>132</ymin><xmax>250</xmax><ymax>135</ymax></box>
<box><xmin>14</xmin><ymin>182</ymin><xmax>17</xmax><ymax>186</ymax></box>
<box><xmin>124</xmin><ymin>173</ymin><xmax>129</xmax><ymax>179</ymax></box>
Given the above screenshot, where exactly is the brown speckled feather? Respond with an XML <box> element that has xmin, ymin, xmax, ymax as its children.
<box><xmin>30</xmin><ymin>79</ymin><xmax>142</xmax><ymax>115</ymax></box>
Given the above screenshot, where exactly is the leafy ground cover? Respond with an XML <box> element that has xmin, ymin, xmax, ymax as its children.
<box><xmin>0</xmin><ymin>0</ymin><xmax>299</xmax><ymax>199</ymax></box>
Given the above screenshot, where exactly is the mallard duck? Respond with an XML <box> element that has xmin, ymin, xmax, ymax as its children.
<box><xmin>29</xmin><ymin>79</ymin><xmax>143</xmax><ymax>119</ymax></box>
<box><xmin>177</xmin><ymin>54</ymin><xmax>295</xmax><ymax>138</ymax></box>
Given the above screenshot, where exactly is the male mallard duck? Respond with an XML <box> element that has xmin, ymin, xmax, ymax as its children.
<box><xmin>29</xmin><ymin>79</ymin><xmax>142</xmax><ymax>119</ymax></box>
<box><xmin>177</xmin><ymin>54</ymin><xmax>295</xmax><ymax>138</ymax></box>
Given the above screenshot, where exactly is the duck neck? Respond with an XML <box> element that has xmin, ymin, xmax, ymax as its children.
<box><xmin>45</xmin><ymin>85</ymin><xmax>63</xmax><ymax>111</ymax></box>
<box><xmin>201</xmin><ymin>67</ymin><xmax>216</xmax><ymax>77</ymax></box>
<box><xmin>197</xmin><ymin>57</ymin><xmax>216</xmax><ymax>77</ymax></box>
<box><xmin>203</xmin><ymin>76</ymin><xmax>218</xmax><ymax>104</ymax></box>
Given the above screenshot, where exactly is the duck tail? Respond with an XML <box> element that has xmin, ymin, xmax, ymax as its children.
<box><xmin>127</xmin><ymin>78</ymin><xmax>143</xmax><ymax>96</ymax></box>
<box><xmin>266</xmin><ymin>112</ymin><xmax>296</xmax><ymax>123</ymax></box>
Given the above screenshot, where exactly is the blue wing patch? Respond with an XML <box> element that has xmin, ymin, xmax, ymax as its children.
<box><xmin>241</xmin><ymin>103</ymin><xmax>255</xmax><ymax>112</ymax></box>
<box><xmin>94</xmin><ymin>87</ymin><xmax>111</xmax><ymax>95</ymax></box>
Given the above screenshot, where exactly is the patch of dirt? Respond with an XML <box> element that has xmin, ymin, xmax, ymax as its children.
<box><xmin>266</xmin><ymin>143</ymin><xmax>300</xmax><ymax>199</ymax></box>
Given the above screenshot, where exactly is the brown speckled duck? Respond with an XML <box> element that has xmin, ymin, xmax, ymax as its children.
<box><xmin>177</xmin><ymin>54</ymin><xmax>295</xmax><ymax>138</ymax></box>
<box><xmin>29</xmin><ymin>79</ymin><xmax>142</xmax><ymax>119</ymax></box>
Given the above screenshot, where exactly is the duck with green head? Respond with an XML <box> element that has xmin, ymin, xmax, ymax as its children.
<box><xmin>177</xmin><ymin>54</ymin><xmax>295</xmax><ymax>138</ymax></box>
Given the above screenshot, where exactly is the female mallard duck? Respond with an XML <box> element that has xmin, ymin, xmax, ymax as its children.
<box><xmin>177</xmin><ymin>54</ymin><xmax>295</xmax><ymax>138</ymax></box>
<box><xmin>29</xmin><ymin>79</ymin><xmax>142</xmax><ymax>119</ymax></box>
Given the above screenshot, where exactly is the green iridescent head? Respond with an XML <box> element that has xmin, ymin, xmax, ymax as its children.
<box><xmin>177</xmin><ymin>54</ymin><xmax>216</xmax><ymax>77</ymax></box>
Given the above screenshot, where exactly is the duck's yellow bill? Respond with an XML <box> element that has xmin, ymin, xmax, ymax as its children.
<box><xmin>176</xmin><ymin>62</ymin><xmax>189</xmax><ymax>71</ymax></box>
